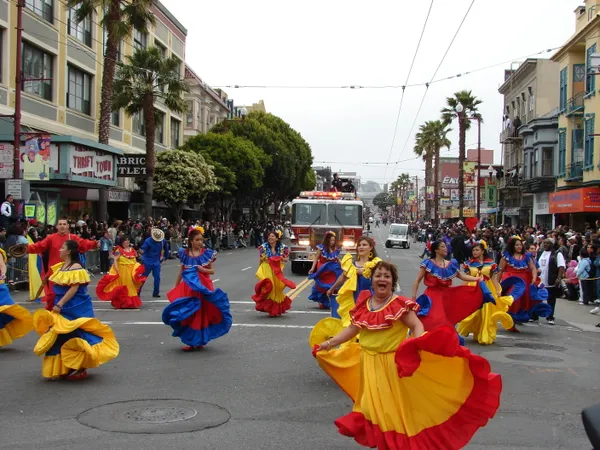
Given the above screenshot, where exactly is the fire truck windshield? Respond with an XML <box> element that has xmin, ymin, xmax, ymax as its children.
<box><xmin>292</xmin><ymin>203</ymin><xmax>362</xmax><ymax>226</ymax></box>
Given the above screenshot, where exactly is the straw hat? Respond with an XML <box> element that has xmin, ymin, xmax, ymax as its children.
<box><xmin>8</xmin><ymin>244</ymin><xmax>28</xmax><ymax>258</ymax></box>
<box><xmin>151</xmin><ymin>228</ymin><xmax>165</xmax><ymax>242</ymax></box>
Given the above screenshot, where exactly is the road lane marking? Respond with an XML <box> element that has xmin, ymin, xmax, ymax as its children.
<box><xmin>104</xmin><ymin>321</ymin><xmax>313</xmax><ymax>329</ymax></box>
<box><xmin>239</xmin><ymin>309</ymin><xmax>328</xmax><ymax>315</ymax></box>
<box><xmin>213</xmin><ymin>279</ymin><xmax>220</xmax><ymax>283</ymax></box>
<box><xmin>290</xmin><ymin>279</ymin><xmax>313</xmax><ymax>300</ymax></box>
<box><xmin>285</xmin><ymin>277</ymin><xmax>310</xmax><ymax>296</ymax></box>
<box><xmin>241</xmin><ymin>266</ymin><xmax>252</xmax><ymax>271</ymax></box>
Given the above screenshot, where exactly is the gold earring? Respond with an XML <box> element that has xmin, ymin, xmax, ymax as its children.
<box><xmin>369</xmin><ymin>252</ymin><xmax>374</xmax><ymax>259</ymax></box>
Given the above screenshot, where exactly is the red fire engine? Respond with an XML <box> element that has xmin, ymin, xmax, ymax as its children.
<box><xmin>289</xmin><ymin>191</ymin><xmax>364</xmax><ymax>273</ymax></box>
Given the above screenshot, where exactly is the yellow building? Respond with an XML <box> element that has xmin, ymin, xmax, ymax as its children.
<box><xmin>0</xmin><ymin>0</ymin><xmax>187</xmax><ymax>220</ymax></box>
<box><xmin>550</xmin><ymin>3</ymin><xmax>600</xmax><ymax>228</ymax></box>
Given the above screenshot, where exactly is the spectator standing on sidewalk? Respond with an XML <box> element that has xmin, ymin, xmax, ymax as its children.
<box><xmin>576</xmin><ymin>249</ymin><xmax>595</xmax><ymax>308</ymax></box>
<box><xmin>537</xmin><ymin>238</ymin><xmax>566</xmax><ymax>325</ymax></box>
<box><xmin>99</xmin><ymin>232</ymin><xmax>113</xmax><ymax>274</ymax></box>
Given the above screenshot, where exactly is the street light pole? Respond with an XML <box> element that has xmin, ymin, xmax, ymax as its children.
<box><xmin>476</xmin><ymin>117</ymin><xmax>482</xmax><ymax>222</ymax></box>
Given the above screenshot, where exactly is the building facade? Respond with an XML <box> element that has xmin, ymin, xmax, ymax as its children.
<box><xmin>550</xmin><ymin>4</ymin><xmax>600</xmax><ymax>229</ymax></box>
<box><xmin>0</xmin><ymin>0</ymin><xmax>187</xmax><ymax>221</ymax></box>
<box><xmin>498</xmin><ymin>58</ymin><xmax>560</xmax><ymax>226</ymax></box>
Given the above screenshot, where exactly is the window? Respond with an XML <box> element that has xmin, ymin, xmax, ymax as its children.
<box><xmin>67</xmin><ymin>65</ymin><xmax>92</xmax><ymax>115</ymax></box>
<box><xmin>156</xmin><ymin>41</ymin><xmax>167</xmax><ymax>58</ymax></box>
<box><xmin>171</xmin><ymin>118</ymin><xmax>181</xmax><ymax>148</ymax></box>
<box><xmin>67</xmin><ymin>6</ymin><xmax>91</xmax><ymax>47</ymax></box>
<box><xmin>584</xmin><ymin>116</ymin><xmax>595</xmax><ymax>169</ymax></box>
<box><xmin>156</xmin><ymin>112</ymin><xmax>164</xmax><ymax>144</ymax></box>
<box><xmin>529</xmin><ymin>94</ymin><xmax>534</xmax><ymax>112</ymax></box>
<box><xmin>173</xmin><ymin>57</ymin><xmax>181</xmax><ymax>78</ymax></box>
<box><xmin>574</xmin><ymin>64</ymin><xmax>586</xmax><ymax>82</ymax></box>
<box><xmin>0</xmin><ymin>30</ymin><xmax>3</xmax><ymax>84</ymax></box>
<box><xmin>559</xmin><ymin>67</ymin><xmax>567</xmax><ymax>111</ymax></box>
<box><xmin>524</xmin><ymin>151</ymin><xmax>530</xmax><ymax>179</ymax></box>
<box><xmin>533</xmin><ymin>149</ymin><xmax>539</xmax><ymax>177</ymax></box>
<box><xmin>542</xmin><ymin>147</ymin><xmax>553</xmax><ymax>176</ymax></box>
<box><xmin>558</xmin><ymin>130</ymin><xmax>566</xmax><ymax>176</ymax></box>
<box><xmin>586</xmin><ymin>44</ymin><xmax>596</xmax><ymax>95</ymax></box>
<box><xmin>133</xmin><ymin>28</ymin><xmax>147</xmax><ymax>51</ymax></box>
<box><xmin>103</xmin><ymin>28</ymin><xmax>121</xmax><ymax>61</ymax></box>
<box><xmin>22</xmin><ymin>42</ymin><xmax>53</xmax><ymax>101</ymax></box>
<box><xmin>572</xmin><ymin>129</ymin><xmax>584</xmax><ymax>164</ymax></box>
<box><xmin>25</xmin><ymin>0</ymin><xmax>53</xmax><ymax>23</ymax></box>
<box><xmin>111</xmin><ymin>110</ymin><xmax>120</xmax><ymax>127</ymax></box>
<box><xmin>185</xmin><ymin>101</ymin><xmax>193</xmax><ymax>127</ymax></box>
<box><xmin>327</xmin><ymin>204</ymin><xmax>363</xmax><ymax>226</ymax></box>
<box><xmin>132</xmin><ymin>112</ymin><xmax>145</xmax><ymax>136</ymax></box>
<box><xmin>291</xmin><ymin>203</ymin><xmax>326</xmax><ymax>225</ymax></box>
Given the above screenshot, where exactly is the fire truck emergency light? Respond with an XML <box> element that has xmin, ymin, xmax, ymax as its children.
<box><xmin>298</xmin><ymin>191</ymin><xmax>355</xmax><ymax>199</ymax></box>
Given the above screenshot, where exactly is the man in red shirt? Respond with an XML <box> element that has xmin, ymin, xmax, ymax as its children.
<box><xmin>27</xmin><ymin>217</ymin><xmax>99</xmax><ymax>308</ymax></box>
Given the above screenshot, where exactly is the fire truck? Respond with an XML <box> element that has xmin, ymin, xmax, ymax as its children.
<box><xmin>289</xmin><ymin>191</ymin><xmax>365</xmax><ymax>274</ymax></box>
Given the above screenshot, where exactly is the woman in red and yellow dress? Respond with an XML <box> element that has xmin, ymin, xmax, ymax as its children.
<box><xmin>96</xmin><ymin>237</ymin><xmax>146</xmax><ymax>309</ymax></box>
<box><xmin>0</xmin><ymin>248</ymin><xmax>33</xmax><ymax>347</ymax></box>
<box><xmin>314</xmin><ymin>261</ymin><xmax>502</xmax><ymax>449</ymax></box>
<box><xmin>33</xmin><ymin>240</ymin><xmax>119</xmax><ymax>380</ymax></box>
<box><xmin>308</xmin><ymin>231</ymin><xmax>342</xmax><ymax>309</ymax></box>
<box><xmin>458</xmin><ymin>241</ymin><xmax>522</xmax><ymax>345</ymax></box>
<box><xmin>411</xmin><ymin>240</ymin><xmax>492</xmax><ymax>335</ymax></box>
<box><xmin>252</xmin><ymin>231</ymin><xmax>296</xmax><ymax>317</ymax></box>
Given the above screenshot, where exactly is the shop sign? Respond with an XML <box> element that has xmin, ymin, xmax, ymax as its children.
<box><xmin>0</xmin><ymin>144</ymin><xmax>13</xmax><ymax>178</ymax></box>
<box><xmin>503</xmin><ymin>207</ymin><xmax>520</xmax><ymax>216</ymax></box>
<box><xmin>117</xmin><ymin>156</ymin><xmax>146</xmax><ymax>177</ymax></box>
<box><xmin>70</xmin><ymin>146</ymin><xmax>115</xmax><ymax>181</ymax></box>
<box><xmin>108</xmin><ymin>190</ymin><xmax>131</xmax><ymax>202</ymax></box>
<box><xmin>549</xmin><ymin>187</ymin><xmax>600</xmax><ymax>214</ymax></box>
<box><xmin>24</xmin><ymin>204</ymin><xmax>36</xmax><ymax>219</ymax></box>
<box><xmin>463</xmin><ymin>208</ymin><xmax>475</xmax><ymax>217</ymax></box>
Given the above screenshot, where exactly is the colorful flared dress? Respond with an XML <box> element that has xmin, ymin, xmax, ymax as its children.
<box><xmin>162</xmin><ymin>248</ymin><xmax>232</xmax><ymax>347</ymax></box>
<box><xmin>457</xmin><ymin>258</ymin><xmax>522</xmax><ymax>345</ymax></box>
<box><xmin>96</xmin><ymin>246</ymin><xmax>146</xmax><ymax>309</ymax></box>
<box><xmin>501</xmin><ymin>252</ymin><xmax>550</xmax><ymax>323</ymax></box>
<box><xmin>416</xmin><ymin>259</ymin><xmax>494</xmax><ymax>334</ymax></box>
<box><xmin>252</xmin><ymin>243</ymin><xmax>296</xmax><ymax>317</ymax></box>
<box><xmin>326</xmin><ymin>291</ymin><xmax>502</xmax><ymax>450</ymax></box>
<box><xmin>308</xmin><ymin>245</ymin><xmax>342</xmax><ymax>309</ymax></box>
<box><xmin>336</xmin><ymin>254</ymin><xmax>382</xmax><ymax>327</ymax></box>
<box><xmin>33</xmin><ymin>263</ymin><xmax>119</xmax><ymax>378</ymax></box>
<box><xmin>0</xmin><ymin>249</ymin><xmax>33</xmax><ymax>346</ymax></box>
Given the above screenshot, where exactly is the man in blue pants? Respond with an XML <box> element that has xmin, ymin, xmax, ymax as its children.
<box><xmin>139</xmin><ymin>228</ymin><xmax>169</xmax><ymax>298</ymax></box>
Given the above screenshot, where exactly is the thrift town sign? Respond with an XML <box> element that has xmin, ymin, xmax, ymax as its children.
<box><xmin>117</xmin><ymin>156</ymin><xmax>146</xmax><ymax>177</ymax></box>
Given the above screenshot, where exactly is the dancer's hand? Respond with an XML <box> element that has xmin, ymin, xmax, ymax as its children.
<box><xmin>316</xmin><ymin>340</ymin><xmax>332</xmax><ymax>352</ymax></box>
<box><xmin>326</xmin><ymin>288</ymin><xmax>334</xmax><ymax>297</ymax></box>
<box><xmin>308</xmin><ymin>268</ymin><xmax>314</xmax><ymax>275</ymax></box>
<box><xmin>52</xmin><ymin>304</ymin><xmax>62</xmax><ymax>313</ymax></box>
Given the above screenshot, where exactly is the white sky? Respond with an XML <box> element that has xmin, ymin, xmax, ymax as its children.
<box><xmin>162</xmin><ymin>0</ymin><xmax>582</xmax><ymax>186</ymax></box>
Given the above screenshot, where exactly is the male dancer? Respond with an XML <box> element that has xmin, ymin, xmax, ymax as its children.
<box><xmin>26</xmin><ymin>217</ymin><xmax>99</xmax><ymax>308</ymax></box>
<box><xmin>139</xmin><ymin>228</ymin><xmax>169</xmax><ymax>298</ymax></box>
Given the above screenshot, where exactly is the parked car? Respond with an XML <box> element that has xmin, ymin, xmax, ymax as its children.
<box><xmin>385</xmin><ymin>223</ymin><xmax>411</xmax><ymax>249</ymax></box>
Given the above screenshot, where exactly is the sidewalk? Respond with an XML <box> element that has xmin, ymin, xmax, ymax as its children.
<box><xmin>555</xmin><ymin>296</ymin><xmax>600</xmax><ymax>333</ymax></box>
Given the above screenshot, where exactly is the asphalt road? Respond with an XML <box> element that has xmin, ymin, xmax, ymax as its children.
<box><xmin>1</xmin><ymin>227</ymin><xmax>598</xmax><ymax>449</ymax></box>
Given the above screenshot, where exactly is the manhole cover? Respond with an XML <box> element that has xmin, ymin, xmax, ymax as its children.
<box><xmin>116</xmin><ymin>406</ymin><xmax>198</xmax><ymax>424</ymax></box>
<box><xmin>512</xmin><ymin>342</ymin><xmax>567</xmax><ymax>352</ymax></box>
<box><xmin>505</xmin><ymin>354</ymin><xmax>564</xmax><ymax>363</ymax></box>
<box><xmin>77</xmin><ymin>399</ymin><xmax>230</xmax><ymax>434</ymax></box>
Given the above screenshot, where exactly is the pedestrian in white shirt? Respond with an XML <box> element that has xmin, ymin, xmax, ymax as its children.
<box><xmin>537</xmin><ymin>238</ymin><xmax>566</xmax><ymax>325</ymax></box>
<box><xmin>0</xmin><ymin>195</ymin><xmax>12</xmax><ymax>229</ymax></box>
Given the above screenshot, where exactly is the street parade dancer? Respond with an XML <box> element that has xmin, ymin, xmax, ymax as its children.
<box><xmin>411</xmin><ymin>240</ymin><xmax>495</xmax><ymax>339</ymax></box>
<box><xmin>252</xmin><ymin>230</ymin><xmax>296</xmax><ymax>317</ymax></box>
<box><xmin>26</xmin><ymin>217</ymin><xmax>99</xmax><ymax>309</ymax></box>
<box><xmin>314</xmin><ymin>261</ymin><xmax>502</xmax><ymax>450</ymax></box>
<box><xmin>458</xmin><ymin>241</ymin><xmax>525</xmax><ymax>345</ymax></box>
<box><xmin>308</xmin><ymin>231</ymin><xmax>342</xmax><ymax>309</ymax></box>
<box><xmin>308</xmin><ymin>235</ymin><xmax>382</xmax><ymax>400</ymax></box>
<box><xmin>139</xmin><ymin>228</ymin><xmax>169</xmax><ymax>298</ymax></box>
<box><xmin>162</xmin><ymin>227</ymin><xmax>232</xmax><ymax>351</ymax></box>
<box><xmin>498</xmin><ymin>236</ymin><xmax>551</xmax><ymax>331</ymax></box>
<box><xmin>96</xmin><ymin>237</ymin><xmax>146</xmax><ymax>309</ymax></box>
<box><xmin>0</xmin><ymin>247</ymin><xmax>33</xmax><ymax>347</ymax></box>
<box><xmin>33</xmin><ymin>240</ymin><xmax>119</xmax><ymax>380</ymax></box>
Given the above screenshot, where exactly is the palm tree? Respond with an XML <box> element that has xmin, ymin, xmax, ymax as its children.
<box><xmin>113</xmin><ymin>47</ymin><xmax>189</xmax><ymax>217</ymax></box>
<box><xmin>66</xmin><ymin>0</ymin><xmax>155</xmax><ymax>144</ymax></box>
<box><xmin>390</xmin><ymin>173</ymin><xmax>412</xmax><ymax>219</ymax></box>
<box><xmin>414</xmin><ymin>124</ymin><xmax>434</xmax><ymax>221</ymax></box>
<box><xmin>441</xmin><ymin>90</ymin><xmax>482</xmax><ymax>221</ymax></box>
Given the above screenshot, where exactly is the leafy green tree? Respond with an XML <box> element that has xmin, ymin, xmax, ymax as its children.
<box><xmin>373</xmin><ymin>192</ymin><xmax>396</xmax><ymax>210</ymax></box>
<box><xmin>113</xmin><ymin>47</ymin><xmax>189</xmax><ymax>218</ymax></box>
<box><xmin>441</xmin><ymin>90</ymin><xmax>482</xmax><ymax>220</ymax></box>
<box><xmin>66</xmin><ymin>0</ymin><xmax>155</xmax><ymax>145</ymax></box>
<box><xmin>153</xmin><ymin>150</ymin><xmax>218</xmax><ymax>224</ymax></box>
<box><xmin>180</xmin><ymin>132</ymin><xmax>268</xmax><ymax>219</ymax></box>
<box><xmin>390</xmin><ymin>173</ymin><xmax>412</xmax><ymax>218</ymax></box>
<box><xmin>212</xmin><ymin>112</ymin><xmax>314</xmax><ymax>212</ymax></box>
<box><xmin>414</xmin><ymin>121</ymin><xmax>451</xmax><ymax>223</ymax></box>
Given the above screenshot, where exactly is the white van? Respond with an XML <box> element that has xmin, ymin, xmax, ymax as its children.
<box><xmin>386</xmin><ymin>223</ymin><xmax>411</xmax><ymax>249</ymax></box>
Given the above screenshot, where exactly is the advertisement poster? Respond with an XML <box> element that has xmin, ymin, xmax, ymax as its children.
<box><xmin>23</xmin><ymin>135</ymin><xmax>51</xmax><ymax>181</ymax></box>
<box><xmin>463</xmin><ymin>161</ymin><xmax>476</xmax><ymax>187</ymax></box>
<box><xmin>35</xmin><ymin>202</ymin><xmax>46</xmax><ymax>225</ymax></box>
<box><xmin>426</xmin><ymin>186</ymin><xmax>434</xmax><ymax>200</ymax></box>
<box><xmin>24</xmin><ymin>204</ymin><xmax>36</xmax><ymax>219</ymax></box>
<box><xmin>46</xmin><ymin>201</ymin><xmax>57</xmax><ymax>226</ymax></box>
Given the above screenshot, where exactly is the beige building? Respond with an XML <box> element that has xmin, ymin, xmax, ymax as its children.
<box><xmin>183</xmin><ymin>66</ymin><xmax>230</xmax><ymax>141</ymax></box>
<box><xmin>242</xmin><ymin>100</ymin><xmax>267</xmax><ymax>114</ymax></box>
<box><xmin>498</xmin><ymin>58</ymin><xmax>560</xmax><ymax>226</ymax></box>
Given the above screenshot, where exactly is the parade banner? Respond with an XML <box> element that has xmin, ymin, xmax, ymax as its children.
<box><xmin>463</xmin><ymin>161</ymin><xmax>476</xmax><ymax>187</ymax></box>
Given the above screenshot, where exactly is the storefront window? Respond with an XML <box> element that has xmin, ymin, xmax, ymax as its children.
<box><xmin>60</xmin><ymin>198</ymin><xmax>95</xmax><ymax>222</ymax></box>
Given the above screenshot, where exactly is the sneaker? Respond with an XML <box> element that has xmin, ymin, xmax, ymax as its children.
<box><xmin>594</xmin><ymin>299</ymin><xmax>600</xmax><ymax>305</ymax></box>
<box><xmin>590</xmin><ymin>306</ymin><xmax>600</xmax><ymax>315</ymax></box>
<box><xmin>529</xmin><ymin>318</ymin><xmax>539</xmax><ymax>323</ymax></box>
<box><xmin>546</xmin><ymin>319</ymin><xmax>555</xmax><ymax>325</ymax></box>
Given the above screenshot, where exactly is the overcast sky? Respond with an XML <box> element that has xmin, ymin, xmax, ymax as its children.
<box><xmin>162</xmin><ymin>0</ymin><xmax>581</xmax><ymax>186</ymax></box>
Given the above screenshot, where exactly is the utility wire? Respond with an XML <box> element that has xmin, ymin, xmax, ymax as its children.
<box><xmin>382</xmin><ymin>0</ymin><xmax>435</xmax><ymax>183</ymax></box>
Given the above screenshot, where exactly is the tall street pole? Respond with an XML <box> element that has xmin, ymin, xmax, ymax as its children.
<box><xmin>415</xmin><ymin>175</ymin><xmax>419</xmax><ymax>222</ymax></box>
<box><xmin>13</xmin><ymin>0</ymin><xmax>24</xmax><ymax>179</ymax></box>
<box><xmin>433</xmin><ymin>146</ymin><xmax>439</xmax><ymax>226</ymax></box>
<box><xmin>476</xmin><ymin>118</ymin><xmax>482</xmax><ymax>222</ymax></box>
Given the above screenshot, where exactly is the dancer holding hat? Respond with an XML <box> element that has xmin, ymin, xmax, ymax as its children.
<box><xmin>139</xmin><ymin>228</ymin><xmax>169</xmax><ymax>298</ymax></box>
